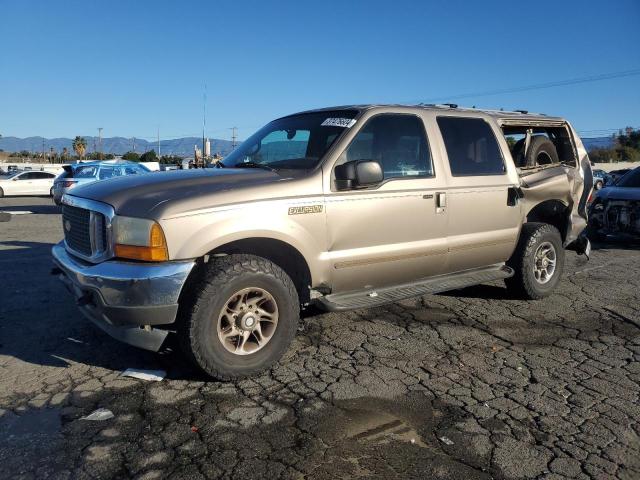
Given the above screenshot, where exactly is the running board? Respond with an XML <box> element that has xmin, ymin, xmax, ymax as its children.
<box><xmin>316</xmin><ymin>264</ymin><xmax>513</xmax><ymax>312</ymax></box>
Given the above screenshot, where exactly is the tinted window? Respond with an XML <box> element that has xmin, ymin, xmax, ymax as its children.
<box><xmin>437</xmin><ymin>117</ymin><xmax>505</xmax><ymax>176</ymax></box>
<box><xmin>31</xmin><ymin>172</ymin><xmax>54</xmax><ymax>179</ymax></box>
<box><xmin>339</xmin><ymin>114</ymin><xmax>433</xmax><ymax>179</ymax></box>
<box><xmin>121</xmin><ymin>164</ymin><xmax>148</xmax><ymax>175</ymax></box>
<box><xmin>74</xmin><ymin>166</ymin><xmax>98</xmax><ymax>178</ymax></box>
<box><xmin>99</xmin><ymin>166</ymin><xmax>118</xmax><ymax>179</ymax></box>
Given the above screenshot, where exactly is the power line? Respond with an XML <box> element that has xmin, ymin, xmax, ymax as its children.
<box><xmin>411</xmin><ymin>68</ymin><xmax>640</xmax><ymax>103</ymax></box>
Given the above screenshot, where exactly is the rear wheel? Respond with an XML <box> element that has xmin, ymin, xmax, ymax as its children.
<box><xmin>506</xmin><ymin>223</ymin><xmax>564</xmax><ymax>299</ymax></box>
<box><xmin>178</xmin><ymin>254</ymin><xmax>299</xmax><ymax>380</ymax></box>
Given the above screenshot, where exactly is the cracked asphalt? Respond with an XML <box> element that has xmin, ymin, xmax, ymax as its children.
<box><xmin>1</xmin><ymin>197</ymin><xmax>639</xmax><ymax>480</ymax></box>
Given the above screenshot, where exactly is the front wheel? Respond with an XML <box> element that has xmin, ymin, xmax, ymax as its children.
<box><xmin>178</xmin><ymin>254</ymin><xmax>299</xmax><ymax>380</ymax></box>
<box><xmin>505</xmin><ymin>223</ymin><xmax>565</xmax><ymax>299</ymax></box>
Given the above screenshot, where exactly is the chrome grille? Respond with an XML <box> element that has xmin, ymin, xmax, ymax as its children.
<box><xmin>62</xmin><ymin>205</ymin><xmax>107</xmax><ymax>257</ymax></box>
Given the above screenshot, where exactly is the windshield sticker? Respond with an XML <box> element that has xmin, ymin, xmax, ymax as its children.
<box><xmin>321</xmin><ymin>118</ymin><xmax>357</xmax><ymax>128</ymax></box>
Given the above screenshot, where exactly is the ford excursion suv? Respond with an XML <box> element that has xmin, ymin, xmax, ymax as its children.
<box><xmin>52</xmin><ymin>105</ymin><xmax>593</xmax><ymax>379</ymax></box>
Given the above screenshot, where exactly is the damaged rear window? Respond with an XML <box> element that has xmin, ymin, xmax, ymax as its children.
<box><xmin>502</xmin><ymin>125</ymin><xmax>577</xmax><ymax>169</ymax></box>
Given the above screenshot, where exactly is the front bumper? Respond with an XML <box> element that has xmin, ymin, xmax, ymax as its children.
<box><xmin>52</xmin><ymin>242</ymin><xmax>195</xmax><ymax>351</ymax></box>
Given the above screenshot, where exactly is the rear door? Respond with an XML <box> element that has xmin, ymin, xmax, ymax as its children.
<box><xmin>435</xmin><ymin>115</ymin><xmax>521</xmax><ymax>273</ymax></box>
<box><xmin>31</xmin><ymin>172</ymin><xmax>56</xmax><ymax>194</ymax></box>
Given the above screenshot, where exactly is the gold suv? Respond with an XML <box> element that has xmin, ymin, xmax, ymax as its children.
<box><xmin>52</xmin><ymin>104</ymin><xmax>593</xmax><ymax>379</ymax></box>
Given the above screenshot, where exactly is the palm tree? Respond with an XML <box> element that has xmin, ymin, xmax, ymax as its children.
<box><xmin>62</xmin><ymin>147</ymin><xmax>68</xmax><ymax>162</ymax></box>
<box><xmin>72</xmin><ymin>136</ymin><xmax>87</xmax><ymax>159</ymax></box>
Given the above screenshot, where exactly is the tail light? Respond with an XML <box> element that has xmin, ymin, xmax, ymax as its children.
<box><xmin>61</xmin><ymin>180</ymin><xmax>76</xmax><ymax>188</ymax></box>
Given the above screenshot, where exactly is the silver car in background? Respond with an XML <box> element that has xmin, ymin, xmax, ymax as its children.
<box><xmin>52</xmin><ymin>160</ymin><xmax>150</xmax><ymax>205</ymax></box>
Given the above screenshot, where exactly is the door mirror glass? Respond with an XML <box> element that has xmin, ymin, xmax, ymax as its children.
<box><xmin>335</xmin><ymin>160</ymin><xmax>383</xmax><ymax>190</ymax></box>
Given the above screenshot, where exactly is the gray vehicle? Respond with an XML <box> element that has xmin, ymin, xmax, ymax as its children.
<box><xmin>52</xmin><ymin>105</ymin><xmax>592</xmax><ymax>379</ymax></box>
<box><xmin>592</xmin><ymin>169</ymin><xmax>611</xmax><ymax>190</ymax></box>
<box><xmin>52</xmin><ymin>160</ymin><xmax>150</xmax><ymax>205</ymax></box>
<box><xmin>588</xmin><ymin>166</ymin><xmax>640</xmax><ymax>240</ymax></box>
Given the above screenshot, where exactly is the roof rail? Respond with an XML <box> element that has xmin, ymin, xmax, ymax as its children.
<box><xmin>515</xmin><ymin>109</ymin><xmax>529</xmax><ymax>114</ymax></box>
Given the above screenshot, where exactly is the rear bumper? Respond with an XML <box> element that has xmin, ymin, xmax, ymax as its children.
<box><xmin>52</xmin><ymin>242</ymin><xmax>195</xmax><ymax>351</ymax></box>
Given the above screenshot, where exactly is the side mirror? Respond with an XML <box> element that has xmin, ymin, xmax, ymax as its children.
<box><xmin>334</xmin><ymin>160</ymin><xmax>383</xmax><ymax>190</ymax></box>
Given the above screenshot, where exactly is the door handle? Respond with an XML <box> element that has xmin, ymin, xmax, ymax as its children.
<box><xmin>436</xmin><ymin>192</ymin><xmax>446</xmax><ymax>214</ymax></box>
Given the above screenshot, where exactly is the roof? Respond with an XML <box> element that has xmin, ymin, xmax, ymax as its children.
<box><xmin>70</xmin><ymin>160</ymin><xmax>139</xmax><ymax>168</ymax></box>
<box><xmin>289</xmin><ymin>104</ymin><xmax>564</xmax><ymax>123</ymax></box>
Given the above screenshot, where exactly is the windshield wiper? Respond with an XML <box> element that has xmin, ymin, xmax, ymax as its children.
<box><xmin>233</xmin><ymin>161</ymin><xmax>276</xmax><ymax>172</ymax></box>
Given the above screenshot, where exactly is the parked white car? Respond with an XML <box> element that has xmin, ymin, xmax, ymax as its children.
<box><xmin>0</xmin><ymin>170</ymin><xmax>56</xmax><ymax>197</ymax></box>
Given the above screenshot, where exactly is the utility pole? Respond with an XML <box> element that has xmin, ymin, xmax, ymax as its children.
<box><xmin>131</xmin><ymin>137</ymin><xmax>136</xmax><ymax>153</ymax></box>
<box><xmin>42</xmin><ymin>139</ymin><xmax>45</xmax><ymax>162</ymax></box>
<box><xmin>157</xmin><ymin>127</ymin><xmax>161</xmax><ymax>158</ymax></box>
<box><xmin>230</xmin><ymin>127</ymin><xmax>238</xmax><ymax>149</ymax></box>
<box><xmin>97</xmin><ymin>127</ymin><xmax>103</xmax><ymax>160</ymax></box>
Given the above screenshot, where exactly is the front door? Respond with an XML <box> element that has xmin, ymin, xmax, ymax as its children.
<box><xmin>324</xmin><ymin>113</ymin><xmax>449</xmax><ymax>292</ymax></box>
<box><xmin>13</xmin><ymin>172</ymin><xmax>36</xmax><ymax>195</ymax></box>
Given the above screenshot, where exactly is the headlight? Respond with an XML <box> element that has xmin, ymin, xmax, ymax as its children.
<box><xmin>113</xmin><ymin>216</ymin><xmax>169</xmax><ymax>261</ymax></box>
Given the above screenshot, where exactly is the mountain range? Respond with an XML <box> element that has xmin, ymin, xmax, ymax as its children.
<box><xmin>0</xmin><ymin>136</ymin><xmax>236</xmax><ymax>158</ymax></box>
<box><xmin>0</xmin><ymin>135</ymin><xmax>615</xmax><ymax>158</ymax></box>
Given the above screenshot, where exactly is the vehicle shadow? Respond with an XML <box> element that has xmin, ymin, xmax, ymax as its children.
<box><xmin>439</xmin><ymin>283</ymin><xmax>515</xmax><ymax>300</ymax></box>
<box><xmin>0</xmin><ymin>240</ymin><xmax>199</xmax><ymax>379</ymax></box>
<box><xmin>0</xmin><ymin>202</ymin><xmax>61</xmax><ymax>215</ymax></box>
<box><xmin>590</xmin><ymin>238</ymin><xmax>640</xmax><ymax>251</ymax></box>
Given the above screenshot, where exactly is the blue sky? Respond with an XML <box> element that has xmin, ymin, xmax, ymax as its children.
<box><xmin>1</xmin><ymin>0</ymin><xmax>639</xmax><ymax>141</ymax></box>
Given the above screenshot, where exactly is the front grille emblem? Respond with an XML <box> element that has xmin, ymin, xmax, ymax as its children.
<box><xmin>64</xmin><ymin>219</ymin><xmax>72</xmax><ymax>233</ymax></box>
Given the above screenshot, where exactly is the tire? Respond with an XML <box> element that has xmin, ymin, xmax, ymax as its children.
<box><xmin>0</xmin><ymin>187</ymin><xmax>4</xmax><ymax>198</ymax></box>
<box><xmin>505</xmin><ymin>223</ymin><xmax>564</xmax><ymax>300</ymax></box>
<box><xmin>512</xmin><ymin>136</ymin><xmax>560</xmax><ymax>168</ymax></box>
<box><xmin>178</xmin><ymin>254</ymin><xmax>299</xmax><ymax>380</ymax></box>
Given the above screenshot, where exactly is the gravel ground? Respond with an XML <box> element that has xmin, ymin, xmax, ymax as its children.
<box><xmin>1</xmin><ymin>196</ymin><xmax>639</xmax><ymax>480</ymax></box>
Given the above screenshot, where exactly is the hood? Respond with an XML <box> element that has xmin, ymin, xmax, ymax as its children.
<box><xmin>66</xmin><ymin>168</ymin><xmax>282</xmax><ymax>218</ymax></box>
<box><xmin>596</xmin><ymin>186</ymin><xmax>640</xmax><ymax>202</ymax></box>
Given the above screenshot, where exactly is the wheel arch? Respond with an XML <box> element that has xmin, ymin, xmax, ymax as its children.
<box><xmin>524</xmin><ymin>199</ymin><xmax>569</xmax><ymax>241</ymax></box>
<box><xmin>183</xmin><ymin>237</ymin><xmax>313</xmax><ymax>306</ymax></box>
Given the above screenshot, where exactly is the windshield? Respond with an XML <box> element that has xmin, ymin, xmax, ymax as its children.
<box><xmin>221</xmin><ymin>110</ymin><xmax>359</xmax><ymax>171</ymax></box>
<box><xmin>616</xmin><ymin>168</ymin><xmax>640</xmax><ymax>188</ymax></box>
